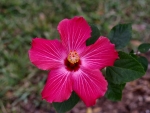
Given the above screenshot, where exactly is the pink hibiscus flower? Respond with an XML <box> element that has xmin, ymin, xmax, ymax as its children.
<box><xmin>28</xmin><ymin>16</ymin><xmax>118</xmax><ymax>106</ymax></box>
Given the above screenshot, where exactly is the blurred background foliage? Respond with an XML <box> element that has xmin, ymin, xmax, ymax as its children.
<box><xmin>0</xmin><ymin>0</ymin><xmax>150</xmax><ymax>112</ymax></box>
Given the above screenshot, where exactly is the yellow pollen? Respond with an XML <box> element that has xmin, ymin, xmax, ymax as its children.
<box><xmin>67</xmin><ymin>50</ymin><xmax>80</xmax><ymax>64</ymax></box>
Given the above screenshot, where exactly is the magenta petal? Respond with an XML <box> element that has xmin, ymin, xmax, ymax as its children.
<box><xmin>72</xmin><ymin>67</ymin><xmax>108</xmax><ymax>107</ymax></box>
<box><xmin>57</xmin><ymin>16</ymin><xmax>91</xmax><ymax>52</ymax></box>
<box><xmin>29</xmin><ymin>38</ymin><xmax>66</xmax><ymax>70</ymax></box>
<box><xmin>41</xmin><ymin>67</ymin><xmax>72</xmax><ymax>102</ymax></box>
<box><xmin>81</xmin><ymin>36</ymin><xmax>118</xmax><ymax>69</ymax></box>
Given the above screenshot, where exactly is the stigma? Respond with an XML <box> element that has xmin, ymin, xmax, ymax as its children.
<box><xmin>67</xmin><ymin>50</ymin><xmax>80</xmax><ymax>64</ymax></box>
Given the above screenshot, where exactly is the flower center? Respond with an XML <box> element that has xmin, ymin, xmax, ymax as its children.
<box><xmin>67</xmin><ymin>50</ymin><xmax>80</xmax><ymax>64</ymax></box>
<box><xmin>65</xmin><ymin>50</ymin><xmax>81</xmax><ymax>71</ymax></box>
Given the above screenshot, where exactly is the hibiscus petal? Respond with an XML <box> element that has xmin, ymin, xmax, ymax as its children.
<box><xmin>72</xmin><ymin>67</ymin><xmax>108</xmax><ymax>106</ymax></box>
<box><xmin>41</xmin><ymin>67</ymin><xmax>72</xmax><ymax>102</ymax></box>
<box><xmin>57</xmin><ymin>16</ymin><xmax>91</xmax><ymax>53</ymax></box>
<box><xmin>29</xmin><ymin>38</ymin><xmax>67</xmax><ymax>70</ymax></box>
<box><xmin>81</xmin><ymin>36</ymin><xmax>118</xmax><ymax>69</ymax></box>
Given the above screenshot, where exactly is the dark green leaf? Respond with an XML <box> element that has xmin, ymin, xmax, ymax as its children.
<box><xmin>108</xmin><ymin>23</ymin><xmax>132</xmax><ymax>49</ymax></box>
<box><xmin>137</xmin><ymin>56</ymin><xmax>148</xmax><ymax>72</ymax></box>
<box><xmin>138</xmin><ymin>43</ymin><xmax>150</xmax><ymax>53</ymax></box>
<box><xmin>129</xmin><ymin>50</ymin><xmax>134</xmax><ymax>54</ymax></box>
<box><xmin>86</xmin><ymin>24</ymin><xmax>100</xmax><ymax>46</ymax></box>
<box><xmin>105</xmin><ymin>81</ymin><xmax>125</xmax><ymax>101</ymax></box>
<box><xmin>129</xmin><ymin>52</ymin><xmax>138</xmax><ymax>59</ymax></box>
<box><xmin>53</xmin><ymin>92</ymin><xmax>80</xmax><ymax>113</ymax></box>
<box><xmin>106</xmin><ymin>51</ymin><xmax>145</xmax><ymax>84</ymax></box>
<box><xmin>129</xmin><ymin>53</ymin><xmax>148</xmax><ymax>72</ymax></box>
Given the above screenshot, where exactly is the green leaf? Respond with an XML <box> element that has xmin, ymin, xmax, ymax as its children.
<box><xmin>86</xmin><ymin>24</ymin><xmax>100</xmax><ymax>46</ymax></box>
<box><xmin>138</xmin><ymin>43</ymin><xmax>150</xmax><ymax>53</ymax></box>
<box><xmin>137</xmin><ymin>56</ymin><xmax>148</xmax><ymax>72</ymax></box>
<box><xmin>108</xmin><ymin>23</ymin><xmax>132</xmax><ymax>49</ymax></box>
<box><xmin>105</xmin><ymin>81</ymin><xmax>125</xmax><ymax>101</ymax></box>
<box><xmin>129</xmin><ymin>52</ymin><xmax>148</xmax><ymax>72</ymax></box>
<box><xmin>53</xmin><ymin>92</ymin><xmax>80</xmax><ymax>113</ymax></box>
<box><xmin>106</xmin><ymin>51</ymin><xmax>145</xmax><ymax>84</ymax></box>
